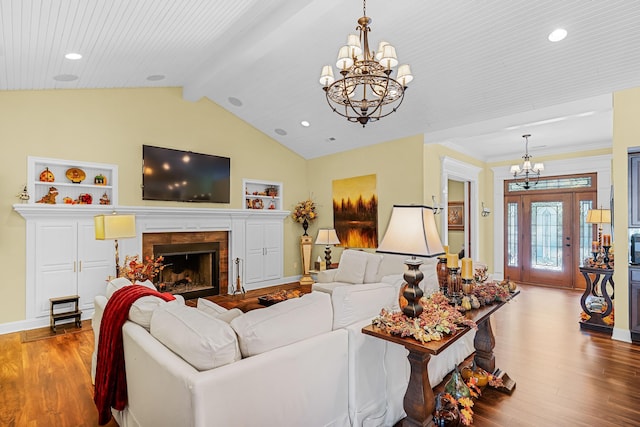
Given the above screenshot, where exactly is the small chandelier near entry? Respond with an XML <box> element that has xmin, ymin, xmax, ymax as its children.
<box><xmin>510</xmin><ymin>134</ymin><xmax>544</xmax><ymax>190</ymax></box>
<box><xmin>319</xmin><ymin>0</ymin><xmax>413</xmax><ymax>127</ymax></box>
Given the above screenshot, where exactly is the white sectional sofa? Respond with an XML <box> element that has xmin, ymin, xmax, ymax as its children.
<box><xmin>91</xmin><ymin>250</ymin><xmax>476</xmax><ymax>427</ymax></box>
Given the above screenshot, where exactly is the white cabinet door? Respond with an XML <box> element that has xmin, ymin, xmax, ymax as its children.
<box><xmin>35</xmin><ymin>222</ymin><xmax>77</xmax><ymax>317</ymax></box>
<box><xmin>263</xmin><ymin>222</ymin><xmax>283</xmax><ymax>281</ymax></box>
<box><xmin>77</xmin><ymin>220</ymin><xmax>112</xmax><ymax>310</ymax></box>
<box><xmin>245</xmin><ymin>222</ymin><xmax>267</xmax><ymax>284</ymax></box>
<box><xmin>34</xmin><ymin>219</ymin><xmax>112</xmax><ymax>317</ymax></box>
<box><xmin>244</xmin><ymin>220</ymin><xmax>283</xmax><ymax>285</ymax></box>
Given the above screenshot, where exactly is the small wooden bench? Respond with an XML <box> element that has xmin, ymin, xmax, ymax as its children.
<box><xmin>50</xmin><ymin>295</ymin><xmax>82</xmax><ymax>332</ymax></box>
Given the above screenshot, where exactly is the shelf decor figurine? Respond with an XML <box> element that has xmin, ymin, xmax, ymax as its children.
<box><xmin>17</xmin><ymin>185</ymin><xmax>30</xmax><ymax>203</ymax></box>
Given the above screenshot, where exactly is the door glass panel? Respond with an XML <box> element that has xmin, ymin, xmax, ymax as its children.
<box><xmin>507</xmin><ymin>202</ymin><xmax>518</xmax><ymax>267</ymax></box>
<box><xmin>507</xmin><ymin>176</ymin><xmax>592</xmax><ymax>192</ymax></box>
<box><xmin>531</xmin><ymin>202</ymin><xmax>563</xmax><ymax>271</ymax></box>
<box><xmin>579</xmin><ymin>200</ymin><xmax>594</xmax><ymax>265</ymax></box>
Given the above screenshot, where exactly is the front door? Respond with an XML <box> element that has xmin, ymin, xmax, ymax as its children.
<box><xmin>522</xmin><ymin>193</ymin><xmax>573</xmax><ymax>286</ymax></box>
<box><xmin>504</xmin><ymin>174</ymin><xmax>597</xmax><ymax>289</ymax></box>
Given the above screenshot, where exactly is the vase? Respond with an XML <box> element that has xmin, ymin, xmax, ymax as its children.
<box><xmin>302</xmin><ymin>218</ymin><xmax>309</xmax><ymax>236</ymax></box>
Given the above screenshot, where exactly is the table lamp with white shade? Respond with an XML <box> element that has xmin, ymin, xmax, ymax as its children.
<box><xmin>94</xmin><ymin>213</ymin><xmax>137</xmax><ymax>277</ymax></box>
<box><xmin>315</xmin><ymin>228</ymin><xmax>341</xmax><ymax>267</ymax></box>
<box><xmin>377</xmin><ymin>205</ymin><xmax>445</xmax><ymax>318</ymax></box>
<box><xmin>586</xmin><ymin>208</ymin><xmax>611</xmax><ymax>248</ymax></box>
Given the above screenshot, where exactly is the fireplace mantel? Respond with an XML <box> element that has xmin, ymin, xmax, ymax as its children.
<box><xmin>14</xmin><ymin>204</ymin><xmax>290</xmax><ymax>221</ymax></box>
<box><xmin>13</xmin><ymin>204</ymin><xmax>291</xmax><ymax>329</ymax></box>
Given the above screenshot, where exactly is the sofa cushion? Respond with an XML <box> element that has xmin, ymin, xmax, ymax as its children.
<box><xmin>331</xmin><ymin>283</ymin><xmax>396</xmax><ymax>329</ymax></box>
<box><xmin>196</xmin><ymin>298</ymin><xmax>243</xmax><ymax>324</ymax></box>
<box><xmin>230</xmin><ymin>291</ymin><xmax>333</xmax><ymax>357</ymax></box>
<box><xmin>150</xmin><ymin>303</ymin><xmax>241</xmax><ymax>371</ymax></box>
<box><xmin>333</xmin><ymin>251</ymin><xmax>368</xmax><ymax>284</ymax></box>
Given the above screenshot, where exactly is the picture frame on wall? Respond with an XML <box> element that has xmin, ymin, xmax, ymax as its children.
<box><xmin>448</xmin><ymin>201</ymin><xmax>464</xmax><ymax>230</ymax></box>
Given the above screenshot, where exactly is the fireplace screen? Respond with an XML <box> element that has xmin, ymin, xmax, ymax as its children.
<box><xmin>153</xmin><ymin>242</ymin><xmax>219</xmax><ymax>297</ymax></box>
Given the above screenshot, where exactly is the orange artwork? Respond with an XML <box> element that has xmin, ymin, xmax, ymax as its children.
<box><xmin>332</xmin><ymin>174</ymin><xmax>378</xmax><ymax>248</ymax></box>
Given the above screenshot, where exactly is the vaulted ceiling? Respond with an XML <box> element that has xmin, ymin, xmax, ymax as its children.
<box><xmin>3</xmin><ymin>0</ymin><xmax>640</xmax><ymax>160</ymax></box>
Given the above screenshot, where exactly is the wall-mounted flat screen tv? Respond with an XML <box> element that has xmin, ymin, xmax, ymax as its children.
<box><xmin>142</xmin><ymin>145</ymin><xmax>230</xmax><ymax>203</ymax></box>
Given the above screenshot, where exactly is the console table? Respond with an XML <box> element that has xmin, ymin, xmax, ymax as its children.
<box><xmin>579</xmin><ymin>266</ymin><xmax>614</xmax><ymax>334</ymax></box>
<box><xmin>362</xmin><ymin>292</ymin><xmax>518</xmax><ymax>427</ymax></box>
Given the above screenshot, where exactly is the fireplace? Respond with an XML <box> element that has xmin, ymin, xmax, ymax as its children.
<box><xmin>142</xmin><ymin>231</ymin><xmax>228</xmax><ymax>299</ymax></box>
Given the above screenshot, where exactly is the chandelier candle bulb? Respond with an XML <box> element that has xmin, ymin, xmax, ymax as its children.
<box><xmin>603</xmin><ymin>234</ymin><xmax>611</xmax><ymax>246</ymax></box>
<box><xmin>461</xmin><ymin>258</ymin><xmax>473</xmax><ymax>280</ymax></box>
<box><xmin>446</xmin><ymin>253</ymin><xmax>459</xmax><ymax>269</ymax></box>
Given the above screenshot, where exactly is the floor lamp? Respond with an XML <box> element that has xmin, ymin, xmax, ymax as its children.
<box><xmin>377</xmin><ymin>205</ymin><xmax>445</xmax><ymax>317</ymax></box>
<box><xmin>94</xmin><ymin>213</ymin><xmax>137</xmax><ymax>277</ymax></box>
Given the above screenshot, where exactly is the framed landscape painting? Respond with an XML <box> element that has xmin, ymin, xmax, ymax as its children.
<box><xmin>332</xmin><ymin>174</ymin><xmax>378</xmax><ymax>248</ymax></box>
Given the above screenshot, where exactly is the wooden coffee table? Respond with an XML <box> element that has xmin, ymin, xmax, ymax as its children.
<box><xmin>362</xmin><ymin>291</ymin><xmax>518</xmax><ymax>427</ymax></box>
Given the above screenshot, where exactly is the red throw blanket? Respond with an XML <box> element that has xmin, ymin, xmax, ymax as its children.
<box><xmin>94</xmin><ymin>285</ymin><xmax>175</xmax><ymax>425</ymax></box>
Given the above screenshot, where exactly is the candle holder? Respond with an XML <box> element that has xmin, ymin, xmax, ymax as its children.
<box><xmin>447</xmin><ymin>267</ymin><xmax>462</xmax><ymax>304</ymax></box>
<box><xmin>603</xmin><ymin>245</ymin><xmax>611</xmax><ymax>268</ymax></box>
<box><xmin>592</xmin><ymin>251</ymin><xmax>599</xmax><ymax>262</ymax></box>
<box><xmin>437</xmin><ymin>256</ymin><xmax>449</xmax><ymax>295</ymax></box>
<box><xmin>461</xmin><ymin>278</ymin><xmax>474</xmax><ymax>295</ymax></box>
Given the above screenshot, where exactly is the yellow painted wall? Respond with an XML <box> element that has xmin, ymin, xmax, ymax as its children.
<box><xmin>0</xmin><ymin>88</ymin><xmax>308</xmax><ymax>324</ymax></box>
<box><xmin>306</xmin><ymin>135</ymin><xmax>424</xmax><ymax>262</ymax></box>
<box><xmin>610</xmin><ymin>86</ymin><xmax>640</xmax><ymax>335</ymax></box>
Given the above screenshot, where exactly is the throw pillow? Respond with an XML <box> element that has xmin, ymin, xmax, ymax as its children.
<box><xmin>150</xmin><ymin>303</ymin><xmax>241</xmax><ymax>371</ymax></box>
<box><xmin>333</xmin><ymin>251</ymin><xmax>368</xmax><ymax>284</ymax></box>
<box><xmin>105</xmin><ymin>277</ymin><xmax>133</xmax><ymax>299</ymax></box>
<box><xmin>230</xmin><ymin>292</ymin><xmax>332</xmax><ymax>357</ymax></box>
<box><xmin>196</xmin><ymin>298</ymin><xmax>243</xmax><ymax>324</ymax></box>
<box><xmin>196</xmin><ymin>298</ymin><xmax>227</xmax><ymax>315</ymax></box>
<box><xmin>362</xmin><ymin>252</ymin><xmax>383</xmax><ymax>283</ymax></box>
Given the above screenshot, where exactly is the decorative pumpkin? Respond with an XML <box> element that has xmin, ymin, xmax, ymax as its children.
<box><xmin>39</xmin><ymin>167</ymin><xmax>55</xmax><ymax>182</ymax></box>
<box><xmin>501</xmin><ymin>276</ymin><xmax>517</xmax><ymax>292</ymax></box>
<box><xmin>94</xmin><ymin>174</ymin><xmax>107</xmax><ymax>185</ymax></box>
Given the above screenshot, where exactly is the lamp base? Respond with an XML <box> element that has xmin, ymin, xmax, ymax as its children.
<box><xmin>402</xmin><ymin>258</ymin><xmax>424</xmax><ymax>318</ymax></box>
<box><xmin>324</xmin><ymin>245</ymin><xmax>332</xmax><ymax>266</ymax></box>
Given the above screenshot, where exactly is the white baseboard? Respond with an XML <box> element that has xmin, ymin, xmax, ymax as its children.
<box><xmin>0</xmin><ymin>310</ymin><xmax>94</xmax><ymax>336</ymax></box>
<box><xmin>611</xmin><ymin>327</ymin><xmax>632</xmax><ymax>343</ymax></box>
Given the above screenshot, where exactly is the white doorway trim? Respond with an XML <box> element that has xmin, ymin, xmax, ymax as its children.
<box><xmin>441</xmin><ymin>156</ymin><xmax>482</xmax><ymax>260</ymax></box>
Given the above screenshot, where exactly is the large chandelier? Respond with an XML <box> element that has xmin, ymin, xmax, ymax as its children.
<box><xmin>510</xmin><ymin>134</ymin><xmax>545</xmax><ymax>190</ymax></box>
<box><xmin>319</xmin><ymin>0</ymin><xmax>413</xmax><ymax>127</ymax></box>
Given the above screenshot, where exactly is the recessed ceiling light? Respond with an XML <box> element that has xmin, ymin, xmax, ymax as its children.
<box><xmin>146</xmin><ymin>74</ymin><xmax>165</xmax><ymax>81</ymax></box>
<box><xmin>300</xmin><ymin>120</ymin><xmax>310</xmax><ymax>127</ymax></box>
<box><xmin>228</xmin><ymin>97</ymin><xmax>243</xmax><ymax>107</ymax></box>
<box><xmin>65</xmin><ymin>52</ymin><xmax>82</xmax><ymax>60</ymax></box>
<box><xmin>548</xmin><ymin>28</ymin><xmax>567</xmax><ymax>42</ymax></box>
<box><xmin>53</xmin><ymin>74</ymin><xmax>79</xmax><ymax>82</ymax></box>
<box><xmin>275</xmin><ymin>128</ymin><xmax>288</xmax><ymax>136</ymax></box>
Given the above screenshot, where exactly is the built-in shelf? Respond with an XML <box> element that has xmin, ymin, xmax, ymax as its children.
<box><xmin>27</xmin><ymin>156</ymin><xmax>118</xmax><ymax>206</ymax></box>
<box><xmin>243</xmin><ymin>179</ymin><xmax>282</xmax><ymax>210</ymax></box>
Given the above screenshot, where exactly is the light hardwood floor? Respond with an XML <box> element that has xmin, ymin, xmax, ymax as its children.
<box><xmin>0</xmin><ymin>284</ymin><xmax>639</xmax><ymax>426</ymax></box>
